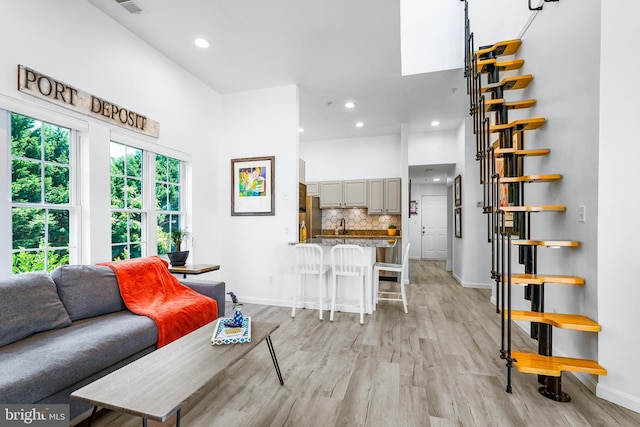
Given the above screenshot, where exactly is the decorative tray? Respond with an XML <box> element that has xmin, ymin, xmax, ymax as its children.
<box><xmin>211</xmin><ymin>316</ymin><xmax>251</xmax><ymax>345</ymax></box>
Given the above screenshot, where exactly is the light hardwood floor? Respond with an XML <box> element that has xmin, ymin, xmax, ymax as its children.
<box><xmin>77</xmin><ymin>260</ymin><xmax>640</xmax><ymax>427</ymax></box>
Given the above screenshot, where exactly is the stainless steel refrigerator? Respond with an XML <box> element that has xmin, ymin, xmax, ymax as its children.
<box><xmin>299</xmin><ymin>196</ymin><xmax>322</xmax><ymax>238</ymax></box>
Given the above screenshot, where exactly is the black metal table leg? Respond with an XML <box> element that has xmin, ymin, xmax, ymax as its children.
<box><xmin>266</xmin><ymin>335</ymin><xmax>284</xmax><ymax>385</ymax></box>
<box><xmin>86</xmin><ymin>406</ymin><xmax>98</xmax><ymax>427</ymax></box>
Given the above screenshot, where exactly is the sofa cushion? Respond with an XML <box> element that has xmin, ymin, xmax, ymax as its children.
<box><xmin>51</xmin><ymin>265</ymin><xmax>125</xmax><ymax>321</ymax></box>
<box><xmin>0</xmin><ymin>272</ymin><xmax>72</xmax><ymax>347</ymax></box>
<box><xmin>0</xmin><ymin>311</ymin><xmax>157</xmax><ymax>405</ymax></box>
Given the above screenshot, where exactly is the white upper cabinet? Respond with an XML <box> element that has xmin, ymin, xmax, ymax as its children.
<box><xmin>319</xmin><ymin>181</ymin><xmax>343</xmax><ymax>208</ymax></box>
<box><xmin>319</xmin><ymin>180</ymin><xmax>367</xmax><ymax>208</ymax></box>
<box><xmin>368</xmin><ymin>179</ymin><xmax>384</xmax><ymax>214</ymax></box>
<box><xmin>343</xmin><ymin>180</ymin><xmax>368</xmax><ymax>207</ymax></box>
<box><xmin>307</xmin><ymin>181</ymin><xmax>319</xmax><ymax>196</ymax></box>
<box><xmin>368</xmin><ymin>178</ymin><xmax>401</xmax><ymax>215</ymax></box>
<box><xmin>384</xmin><ymin>178</ymin><xmax>401</xmax><ymax>214</ymax></box>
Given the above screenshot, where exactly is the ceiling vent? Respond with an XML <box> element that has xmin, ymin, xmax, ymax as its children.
<box><xmin>115</xmin><ymin>0</ymin><xmax>144</xmax><ymax>14</ymax></box>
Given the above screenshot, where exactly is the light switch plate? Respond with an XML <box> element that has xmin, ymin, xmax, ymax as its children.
<box><xmin>578</xmin><ymin>205</ymin><xmax>586</xmax><ymax>222</ymax></box>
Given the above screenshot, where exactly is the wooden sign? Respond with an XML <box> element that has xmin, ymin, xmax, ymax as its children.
<box><xmin>17</xmin><ymin>65</ymin><xmax>159</xmax><ymax>138</ymax></box>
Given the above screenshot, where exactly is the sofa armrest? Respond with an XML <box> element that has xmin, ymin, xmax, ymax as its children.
<box><xmin>181</xmin><ymin>280</ymin><xmax>226</xmax><ymax>318</ymax></box>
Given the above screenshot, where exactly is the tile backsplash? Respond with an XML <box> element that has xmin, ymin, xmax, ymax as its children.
<box><xmin>322</xmin><ymin>208</ymin><xmax>400</xmax><ymax>233</ymax></box>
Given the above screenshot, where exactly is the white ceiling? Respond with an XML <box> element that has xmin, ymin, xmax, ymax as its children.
<box><xmin>87</xmin><ymin>0</ymin><xmax>467</xmax><ymax>179</ymax></box>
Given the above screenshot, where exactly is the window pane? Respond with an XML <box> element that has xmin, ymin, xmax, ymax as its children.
<box><xmin>126</xmin><ymin>147</ymin><xmax>143</xmax><ymax>178</ymax></box>
<box><xmin>12</xmin><ymin>250</ymin><xmax>45</xmax><ymax>274</ymax></box>
<box><xmin>129</xmin><ymin>212</ymin><xmax>142</xmax><ymax>242</ymax></box>
<box><xmin>168</xmin><ymin>157</ymin><xmax>180</xmax><ymax>183</ymax></box>
<box><xmin>111</xmin><ymin>212</ymin><xmax>127</xmax><ymax>244</ymax></box>
<box><xmin>112</xmin><ymin>245</ymin><xmax>127</xmax><ymax>261</ymax></box>
<box><xmin>168</xmin><ymin>184</ymin><xmax>180</xmax><ymax>211</ymax></box>
<box><xmin>11</xmin><ymin>114</ymin><xmax>41</xmax><ymax>160</ymax></box>
<box><xmin>157</xmin><ymin>214</ymin><xmax>181</xmax><ymax>254</ymax></box>
<box><xmin>49</xmin><ymin>249</ymin><xmax>69</xmax><ymax>272</ymax></box>
<box><xmin>156</xmin><ymin>182</ymin><xmax>168</xmax><ymax>211</ymax></box>
<box><xmin>12</xmin><ymin>159</ymin><xmax>42</xmax><ymax>203</ymax></box>
<box><xmin>48</xmin><ymin>209</ymin><xmax>70</xmax><ymax>247</ymax></box>
<box><xmin>130</xmin><ymin>244</ymin><xmax>142</xmax><ymax>259</ymax></box>
<box><xmin>110</xmin><ymin>143</ymin><xmax>126</xmax><ymax>175</ymax></box>
<box><xmin>156</xmin><ymin>154</ymin><xmax>168</xmax><ymax>181</ymax></box>
<box><xmin>45</xmin><ymin>164</ymin><xmax>70</xmax><ymax>204</ymax></box>
<box><xmin>127</xmin><ymin>178</ymin><xmax>143</xmax><ymax>209</ymax></box>
<box><xmin>43</xmin><ymin>123</ymin><xmax>70</xmax><ymax>164</ymax></box>
<box><xmin>12</xmin><ymin>208</ymin><xmax>45</xmax><ymax>250</ymax></box>
<box><xmin>111</xmin><ymin>176</ymin><xmax>125</xmax><ymax>209</ymax></box>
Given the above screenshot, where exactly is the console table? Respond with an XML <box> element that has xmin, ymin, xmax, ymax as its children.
<box><xmin>71</xmin><ymin>321</ymin><xmax>282</xmax><ymax>427</ymax></box>
<box><xmin>168</xmin><ymin>263</ymin><xmax>220</xmax><ymax>278</ymax></box>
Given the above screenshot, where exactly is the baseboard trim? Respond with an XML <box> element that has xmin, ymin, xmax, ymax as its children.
<box><xmin>452</xmin><ymin>272</ymin><xmax>492</xmax><ymax>289</ymax></box>
<box><xmin>597</xmin><ymin>384</ymin><xmax>640</xmax><ymax>414</ymax></box>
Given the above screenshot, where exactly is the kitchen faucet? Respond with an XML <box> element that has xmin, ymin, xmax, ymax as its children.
<box><xmin>339</xmin><ymin>218</ymin><xmax>347</xmax><ymax>235</ymax></box>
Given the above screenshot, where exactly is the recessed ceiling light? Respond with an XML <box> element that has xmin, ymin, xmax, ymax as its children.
<box><xmin>433</xmin><ymin>178</ymin><xmax>441</xmax><ymax>182</ymax></box>
<box><xmin>345</xmin><ymin>101</ymin><xmax>356</xmax><ymax>109</ymax></box>
<box><xmin>355</xmin><ymin>122</ymin><xmax>364</xmax><ymax>128</ymax></box>
<box><xmin>298</xmin><ymin>127</ymin><xmax>304</xmax><ymax>133</ymax></box>
<box><xmin>431</xmin><ymin>120</ymin><xmax>440</xmax><ymax>127</ymax></box>
<box><xmin>194</xmin><ymin>38</ymin><xmax>211</xmax><ymax>48</ymax></box>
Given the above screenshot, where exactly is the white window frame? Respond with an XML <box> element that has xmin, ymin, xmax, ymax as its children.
<box><xmin>109</xmin><ymin>131</ymin><xmax>191</xmax><ymax>260</ymax></box>
<box><xmin>0</xmin><ymin>102</ymin><xmax>84</xmax><ymax>277</ymax></box>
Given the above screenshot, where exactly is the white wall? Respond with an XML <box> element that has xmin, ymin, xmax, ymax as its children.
<box><xmin>300</xmin><ymin>134</ymin><xmax>401</xmax><ymax>181</ymax></box>
<box><xmin>469</xmin><ymin>0</ymin><xmax>640</xmax><ymax>411</ymax></box>
<box><xmin>400</xmin><ymin>0</ymin><xmax>464</xmax><ymax>75</ymax></box>
<box><xmin>408</xmin><ymin>130</ymin><xmax>458</xmax><ymax>166</ymax></box>
<box><xmin>597</xmin><ymin>0</ymin><xmax>640</xmax><ymax>413</ymax></box>
<box><xmin>0</xmin><ymin>0</ymin><xmax>222</xmax><ymax>276</ymax></box>
<box><xmin>218</xmin><ymin>85</ymin><xmax>299</xmax><ymax>307</ymax></box>
<box><xmin>454</xmin><ymin>119</ymin><xmax>491</xmax><ymax>288</ymax></box>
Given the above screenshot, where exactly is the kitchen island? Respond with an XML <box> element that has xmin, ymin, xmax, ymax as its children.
<box><xmin>291</xmin><ymin>236</ymin><xmax>401</xmax><ymax>316</ymax></box>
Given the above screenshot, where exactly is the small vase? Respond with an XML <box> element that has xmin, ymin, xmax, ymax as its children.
<box><xmin>233</xmin><ymin>308</ymin><xmax>244</xmax><ymax>326</ymax></box>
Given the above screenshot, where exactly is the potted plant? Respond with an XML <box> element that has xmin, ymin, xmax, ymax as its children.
<box><xmin>387</xmin><ymin>224</ymin><xmax>398</xmax><ymax>236</ymax></box>
<box><xmin>168</xmin><ymin>229</ymin><xmax>191</xmax><ymax>267</ymax></box>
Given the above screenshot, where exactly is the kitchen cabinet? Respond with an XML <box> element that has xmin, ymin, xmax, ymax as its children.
<box><xmin>384</xmin><ymin>178</ymin><xmax>401</xmax><ymax>214</ymax></box>
<box><xmin>368</xmin><ymin>178</ymin><xmax>401</xmax><ymax>215</ymax></box>
<box><xmin>319</xmin><ymin>180</ymin><xmax>368</xmax><ymax>208</ymax></box>
<box><xmin>307</xmin><ymin>182</ymin><xmax>319</xmax><ymax>196</ymax></box>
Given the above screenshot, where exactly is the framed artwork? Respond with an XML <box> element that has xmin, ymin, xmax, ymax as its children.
<box><xmin>454</xmin><ymin>175</ymin><xmax>462</xmax><ymax>207</ymax></box>
<box><xmin>231</xmin><ymin>156</ymin><xmax>275</xmax><ymax>216</ymax></box>
<box><xmin>455</xmin><ymin>207</ymin><xmax>462</xmax><ymax>238</ymax></box>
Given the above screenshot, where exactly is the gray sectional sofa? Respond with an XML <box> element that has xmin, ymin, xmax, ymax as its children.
<box><xmin>0</xmin><ymin>264</ymin><xmax>225</xmax><ymax>423</ymax></box>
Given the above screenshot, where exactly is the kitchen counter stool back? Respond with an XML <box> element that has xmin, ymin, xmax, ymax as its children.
<box><xmin>373</xmin><ymin>243</ymin><xmax>411</xmax><ymax>313</ymax></box>
<box><xmin>330</xmin><ymin>244</ymin><xmax>367</xmax><ymax>324</ymax></box>
<box><xmin>292</xmin><ymin>243</ymin><xmax>330</xmax><ymax>320</ymax></box>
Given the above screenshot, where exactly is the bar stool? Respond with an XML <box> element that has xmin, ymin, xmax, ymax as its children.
<box><xmin>292</xmin><ymin>243</ymin><xmax>330</xmax><ymax>320</ymax></box>
<box><xmin>330</xmin><ymin>244</ymin><xmax>367</xmax><ymax>324</ymax></box>
<box><xmin>373</xmin><ymin>243</ymin><xmax>411</xmax><ymax>313</ymax></box>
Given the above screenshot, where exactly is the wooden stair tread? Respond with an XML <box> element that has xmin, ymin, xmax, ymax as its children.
<box><xmin>512</xmin><ymin>352</ymin><xmax>607</xmax><ymax>377</ymax></box>
<box><xmin>477</xmin><ymin>58</ymin><xmax>525</xmax><ymax>74</ymax></box>
<box><xmin>500</xmin><ymin>205</ymin><xmax>566</xmax><ymax>212</ymax></box>
<box><xmin>485</xmin><ymin>98</ymin><xmax>537</xmax><ymax>112</ymax></box>
<box><xmin>511</xmin><ymin>240</ymin><xmax>580</xmax><ymax>247</ymax></box>
<box><xmin>476</xmin><ymin>39</ymin><xmax>522</xmax><ymax>59</ymax></box>
<box><xmin>495</xmin><ymin>148</ymin><xmax>550</xmax><ymax>157</ymax></box>
<box><xmin>511</xmin><ymin>273</ymin><xmax>585</xmax><ymax>285</ymax></box>
<box><xmin>507</xmin><ymin>310</ymin><xmax>601</xmax><ymax>332</ymax></box>
<box><xmin>490</xmin><ymin>117</ymin><xmax>547</xmax><ymax>133</ymax></box>
<box><xmin>482</xmin><ymin>74</ymin><xmax>533</xmax><ymax>92</ymax></box>
<box><xmin>500</xmin><ymin>174</ymin><xmax>561</xmax><ymax>183</ymax></box>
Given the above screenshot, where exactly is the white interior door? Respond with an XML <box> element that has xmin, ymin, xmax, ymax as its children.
<box><xmin>421</xmin><ymin>195</ymin><xmax>447</xmax><ymax>259</ymax></box>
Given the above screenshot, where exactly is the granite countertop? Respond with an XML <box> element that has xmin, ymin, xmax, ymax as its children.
<box><xmin>290</xmin><ymin>237</ymin><xmax>399</xmax><ymax>248</ymax></box>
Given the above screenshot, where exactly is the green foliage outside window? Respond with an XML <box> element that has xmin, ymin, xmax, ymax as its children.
<box><xmin>10</xmin><ymin>114</ymin><xmax>71</xmax><ymax>273</ymax></box>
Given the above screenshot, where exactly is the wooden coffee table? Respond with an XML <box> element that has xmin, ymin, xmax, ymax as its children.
<box><xmin>71</xmin><ymin>321</ymin><xmax>282</xmax><ymax>426</ymax></box>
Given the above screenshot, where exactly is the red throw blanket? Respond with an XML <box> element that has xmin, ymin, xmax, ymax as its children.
<box><xmin>100</xmin><ymin>256</ymin><xmax>218</xmax><ymax>348</ymax></box>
